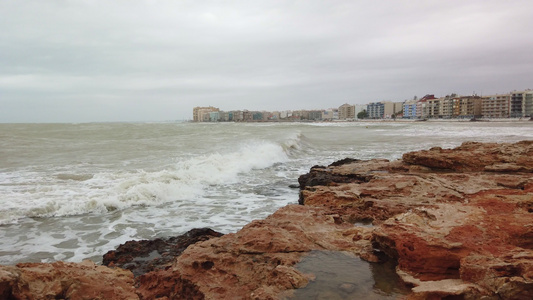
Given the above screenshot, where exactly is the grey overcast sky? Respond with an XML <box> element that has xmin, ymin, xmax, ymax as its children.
<box><xmin>1</xmin><ymin>0</ymin><xmax>532</xmax><ymax>122</ymax></box>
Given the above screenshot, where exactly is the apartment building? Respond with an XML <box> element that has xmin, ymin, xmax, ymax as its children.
<box><xmin>308</xmin><ymin>110</ymin><xmax>323</xmax><ymax>121</ymax></box>
<box><xmin>415</xmin><ymin>100</ymin><xmax>427</xmax><ymax>119</ymax></box>
<box><xmin>413</xmin><ymin>95</ymin><xmax>436</xmax><ymax>119</ymax></box>
<box><xmin>367</xmin><ymin>102</ymin><xmax>384</xmax><ymax>119</ymax></box>
<box><xmin>426</xmin><ymin>98</ymin><xmax>440</xmax><ymax>118</ymax></box>
<box><xmin>322</xmin><ymin>108</ymin><xmax>338</xmax><ymax>120</ymax></box>
<box><xmin>525</xmin><ymin>91</ymin><xmax>533</xmax><ymax>117</ymax></box>
<box><xmin>452</xmin><ymin>96</ymin><xmax>482</xmax><ymax>118</ymax></box>
<box><xmin>292</xmin><ymin>110</ymin><xmax>310</xmax><ymax>120</ymax></box>
<box><xmin>242</xmin><ymin>110</ymin><xmax>254</xmax><ymax>122</ymax></box>
<box><xmin>382</xmin><ymin>102</ymin><xmax>403</xmax><ymax>118</ymax></box>
<box><xmin>193</xmin><ymin>106</ymin><xmax>220</xmax><ymax>122</ymax></box>
<box><xmin>338</xmin><ymin>104</ymin><xmax>355</xmax><ymax>120</ymax></box>
<box><xmin>511</xmin><ymin>92</ymin><xmax>523</xmax><ymax>118</ymax></box>
<box><xmin>209</xmin><ymin>111</ymin><xmax>220</xmax><ymax>122</ymax></box>
<box><xmin>230</xmin><ymin>111</ymin><xmax>242</xmax><ymax>121</ymax></box>
<box><xmin>440</xmin><ymin>95</ymin><xmax>456</xmax><ymax>118</ymax></box>
<box><xmin>511</xmin><ymin>90</ymin><xmax>533</xmax><ymax>117</ymax></box>
<box><xmin>403</xmin><ymin>100</ymin><xmax>417</xmax><ymax>119</ymax></box>
<box><xmin>482</xmin><ymin>94</ymin><xmax>510</xmax><ymax>118</ymax></box>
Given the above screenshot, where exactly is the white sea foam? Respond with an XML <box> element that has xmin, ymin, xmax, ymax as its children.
<box><xmin>0</xmin><ymin>139</ymin><xmax>290</xmax><ymax>224</ymax></box>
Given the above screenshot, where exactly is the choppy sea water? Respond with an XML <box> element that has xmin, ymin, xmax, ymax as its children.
<box><xmin>1</xmin><ymin>121</ymin><xmax>532</xmax><ymax>265</ymax></box>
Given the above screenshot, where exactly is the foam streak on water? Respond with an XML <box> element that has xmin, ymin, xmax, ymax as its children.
<box><xmin>0</xmin><ymin>121</ymin><xmax>532</xmax><ymax>264</ymax></box>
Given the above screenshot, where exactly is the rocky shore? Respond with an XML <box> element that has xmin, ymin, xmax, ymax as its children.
<box><xmin>1</xmin><ymin>141</ymin><xmax>532</xmax><ymax>299</ymax></box>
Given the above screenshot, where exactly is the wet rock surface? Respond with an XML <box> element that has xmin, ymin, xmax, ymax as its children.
<box><xmin>102</xmin><ymin>228</ymin><xmax>223</xmax><ymax>277</ymax></box>
<box><xmin>0</xmin><ymin>140</ymin><xmax>532</xmax><ymax>299</ymax></box>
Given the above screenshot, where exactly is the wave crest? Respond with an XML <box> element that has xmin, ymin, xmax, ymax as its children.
<box><xmin>0</xmin><ymin>139</ymin><xmax>292</xmax><ymax>223</ymax></box>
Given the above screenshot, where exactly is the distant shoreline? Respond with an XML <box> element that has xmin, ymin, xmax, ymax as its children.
<box><xmin>189</xmin><ymin>117</ymin><xmax>533</xmax><ymax>124</ymax></box>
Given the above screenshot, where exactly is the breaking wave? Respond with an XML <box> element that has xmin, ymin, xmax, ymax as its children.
<box><xmin>0</xmin><ymin>138</ymin><xmax>297</xmax><ymax>224</ymax></box>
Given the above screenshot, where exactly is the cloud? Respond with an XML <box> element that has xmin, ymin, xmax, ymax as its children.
<box><xmin>1</xmin><ymin>0</ymin><xmax>532</xmax><ymax>122</ymax></box>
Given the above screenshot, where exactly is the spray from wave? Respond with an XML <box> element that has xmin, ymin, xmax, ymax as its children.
<box><xmin>0</xmin><ymin>139</ymin><xmax>295</xmax><ymax>224</ymax></box>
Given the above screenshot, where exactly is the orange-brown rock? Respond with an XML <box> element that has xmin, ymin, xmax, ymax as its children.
<box><xmin>402</xmin><ymin>140</ymin><xmax>533</xmax><ymax>172</ymax></box>
<box><xmin>136</xmin><ymin>204</ymin><xmax>377</xmax><ymax>299</ymax></box>
<box><xmin>300</xmin><ymin>140</ymin><xmax>533</xmax><ymax>299</ymax></box>
<box><xmin>135</xmin><ymin>141</ymin><xmax>532</xmax><ymax>299</ymax></box>
<box><xmin>1</xmin><ymin>141</ymin><xmax>531</xmax><ymax>299</ymax></box>
<box><xmin>0</xmin><ymin>260</ymin><xmax>137</xmax><ymax>299</ymax></box>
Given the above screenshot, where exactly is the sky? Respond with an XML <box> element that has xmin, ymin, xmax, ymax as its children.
<box><xmin>1</xmin><ymin>0</ymin><xmax>532</xmax><ymax>123</ymax></box>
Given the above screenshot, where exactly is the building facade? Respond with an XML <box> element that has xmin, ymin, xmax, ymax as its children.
<box><xmin>403</xmin><ymin>100</ymin><xmax>417</xmax><ymax>119</ymax></box>
<box><xmin>338</xmin><ymin>104</ymin><xmax>355</xmax><ymax>120</ymax></box>
<box><xmin>193</xmin><ymin>106</ymin><xmax>220</xmax><ymax>122</ymax></box>
<box><xmin>440</xmin><ymin>95</ymin><xmax>456</xmax><ymax>118</ymax></box>
<box><xmin>424</xmin><ymin>98</ymin><xmax>442</xmax><ymax>118</ymax></box>
<box><xmin>415</xmin><ymin>100</ymin><xmax>427</xmax><ymax>119</ymax></box>
<box><xmin>308</xmin><ymin>110</ymin><xmax>323</xmax><ymax>121</ymax></box>
<box><xmin>367</xmin><ymin>102</ymin><xmax>384</xmax><ymax>119</ymax></box>
<box><xmin>525</xmin><ymin>91</ymin><xmax>533</xmax><ymax>117</ymax></box>
<box><xmin>322</xmin><ymin>108</ymin><xmax>338</xmax><ymax>120</ymax></box>
<box><xmin>452</xmin><ymin>96</ymin><xmax>482</xmax><ymax>118</ymax></box>
<box><xmin>482</xmin><ymin>94</ymin><xmax>510</xmax><ymax>118</ymax></box>
<box><xmin>511</xmin><ymin>90</ymin><xmax>533</xmax><ymax>117</ymax></box>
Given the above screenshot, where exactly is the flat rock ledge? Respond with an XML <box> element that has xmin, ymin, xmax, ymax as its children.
<box><xmin>1</xmin><ymin>140</ymin><xmax>532</xmax><ymax>299</ymax></box>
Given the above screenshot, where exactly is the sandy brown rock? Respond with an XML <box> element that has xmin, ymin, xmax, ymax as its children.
<box><xmin>402</xmin><ymin>140</ymin><xmax>533</xmax><ymax>172</ymax></box>
<box><xmin>134</xmin><ymin>140</ymin><xmax>533</xmax><ymax>299</ymax></box>
<box><xmin>1</xmin><ymin>140</ymin><xmax>532</xmax><ymax>299</ymax></box>
<box><xmin>0</xmin><ymin>260</ymin><xmax>137</xmax><ymax>300</ymax></box>
<box><xmin>136</xmin><ymin>204</ymin><xmax>377</xmax><ymax>299</ymax></box>
<box><xmin>297</xmin><ymin>141</ymin><xmax>533</xmax><ymax>299</ymax></box>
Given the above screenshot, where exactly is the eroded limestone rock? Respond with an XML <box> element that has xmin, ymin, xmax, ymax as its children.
<box><xmin>1</xmin><ymin>141</ymin><xmax>532</xmax><ymax>299</ymax></box>
<box><xmin>0</xmin><ymin>260</ymin><xmax>137</xmax><ymax>300</ymax></box>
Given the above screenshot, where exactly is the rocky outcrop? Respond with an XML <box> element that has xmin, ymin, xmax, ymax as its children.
<box><xmin>0</xmin><ymin>260</ymin><xmax>137</xmax><ymax>299</ymax></box>
<box><xmin>135</xmin><ymin>141</ymin><xmax>532</xmax><ymax>299</ymax></box>
<box><xmin>402</xmin><ymin>141</ymin><xmax>533</xmax><ymax>172</ymax></box>
<box><xmin>135</xmin><ymin>204</ymin><xmax>378</xmax><ymax>299</ymax></box>
<box><xmin>0</xmin><ymin>141</ymin><xmax>531</xmax><ymax>299</ymax></box>
<box><xmin>102</xmin><ymin>228</ymin><xmax>223</xmax><ymax>277</ymax></box>
<box><xmin>0</xmin><ymin>229</ymin><xmax>223</xmax><ymax>300</ymax></box>
<box><xmin>299</xmin><ymin>141</ymin><xmax>533</xmax><ymax>299</ymax></box>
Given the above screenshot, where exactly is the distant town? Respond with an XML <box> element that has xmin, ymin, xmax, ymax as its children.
<box><xmin>193</xmin><ymin>89</ymin><xmax>533</xmax><ymax>122</ymax></box>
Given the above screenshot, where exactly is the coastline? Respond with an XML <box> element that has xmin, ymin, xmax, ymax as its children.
<box><xmin>1</xmin><ymin>140</ymin><xmax>532</xmax><ymax>299</ymax></box>
<box><xmin>188</xmin><ymin>117</ymin><xmax>533</xmax><ymax>123</ymax></box>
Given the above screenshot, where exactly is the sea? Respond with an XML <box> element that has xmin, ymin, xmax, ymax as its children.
<box><xmin>1</xmin><ymin>121</ymin><xmax>532</xmax><ymax>266</ymax></box>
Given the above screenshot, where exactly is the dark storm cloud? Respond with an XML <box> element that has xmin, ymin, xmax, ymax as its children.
<box><xmin>1</xmin><ymin>0</ymin><xmax>532</xmax><ymax>122</ymax></box>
